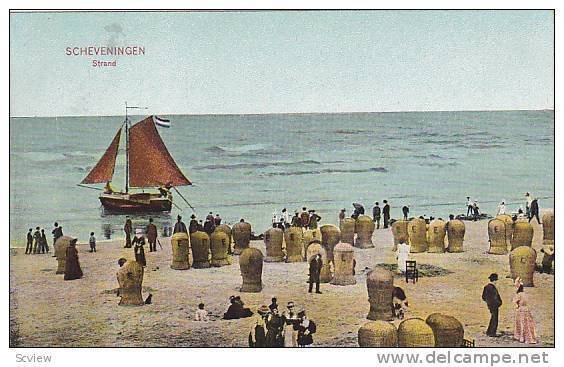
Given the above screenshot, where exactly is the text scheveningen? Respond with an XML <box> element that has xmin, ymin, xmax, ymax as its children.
<box><xmin>65</xmin><ymin>46</ymin><xmax>145</xmax><ymax>56</ymax></box>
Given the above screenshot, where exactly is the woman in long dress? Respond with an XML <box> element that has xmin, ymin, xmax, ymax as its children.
<box><xmin>282</xmin><ymin>302</ymin><xmax>299</xmax><ymax>347</ymax></box>
<box><xmin>64</xmin><ymin>241</ymin><xmax>83</xmax><ymax>280</ymax></box>
<box><xmin>396</xmin><ymin>240</ymin><xmax>410</xmax><ymax>274</ymax></box>
<box><xmin>513</xmin><ymin>278</ymin><xmax>538</xmax><ymax>344</ymax></box>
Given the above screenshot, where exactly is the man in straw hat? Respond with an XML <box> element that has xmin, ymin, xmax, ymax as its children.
<box><xmin>248</xmin><ymin>305</ymin><xmax>269</xmax><ymax>347</ymax></box>
<box><xmin>482</xmin><ymin>273</ymin><xmax>503</xmax><ymax>337</ymax></box>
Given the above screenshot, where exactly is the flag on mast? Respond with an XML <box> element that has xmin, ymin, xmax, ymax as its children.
<box><xmin>153</xmin><ymin>115</ymin><xmax>171</xmax><ymax>128</ymax></box>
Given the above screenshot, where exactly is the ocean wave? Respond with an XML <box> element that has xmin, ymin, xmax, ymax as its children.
<box><xmin>471</xmin><ymin>143</ymin><xmax>505</xmax><ymax>149</ymax></box>
<box><xmin>193</xmin><ymin>160</ymin><xmax>323</xmax><ymax>171</ymax></box>
<box><xmin>265</xmin><ymin>167</ymin><xmax>388</xmax><ymax>177</ymax></box>
<box><xmin>420</xmin><ymin>162</ymin><xmax>459</xmax><ymax>167</ymax></box>
<box><xmin>333</xmin><ymin>129</ymin><xmax>373</xmax><ymax>135</ymax></box>
<box><xmin>19</xmin><ymin>152</ymin><xmax>68</xmax><ymax>162</ymax></box>
<box><xmin>205</xmin><ymin>143</ymin><xmax>270</xmax><ymax>153</ymax></box>
<box><xmin>412</xmin><ymin>153</ymin><xmax>445</xmax><ymax>159</ymax></box>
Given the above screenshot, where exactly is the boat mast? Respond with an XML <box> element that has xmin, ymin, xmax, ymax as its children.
<box><xmin>125</xmin><ymin>101</ymin><xmax>130</xmax><ymax>194</ymax></box>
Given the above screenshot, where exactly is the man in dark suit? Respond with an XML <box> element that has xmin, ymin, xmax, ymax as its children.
<box><xmin>123</xmin><ymin>216</ymin><xmax>132</xmax><ymax>248</ymax></box>
<box><xmin>146</xmin><ymin>218</ymin><xmax>158</xmax><ymax>252</ymax></box>
<box><xmin>188</xmin><ymin>214</ymin><xmax>198</xmax><ymax>234</ymax></box>
<box><xmin>372</xmin><ymin>203</ymin><xmax>381</xmax><ymax>229</ymax></box>
<box><xmin>382</xmin><ymin>200</ymin><xmax>391</xmax><ymax>229</ymax></box>
<box><xmin>529</xmin><ymin>199</ymin><xmax>541</xmax><ymax>224</ymax></box>
<box><xmin>25</xmin><ymin>228</ymin><xmax>33</xmax><ymax>254</ymax></box>
<box><xmin>482</xmin><ymin>273</ymin><xmax>502</xmax><ymax>337</ymax></box>
<box><xmin>308</xmin><ymin>254</ymin><xmax>323</xmax><ymax>294</ymax></box>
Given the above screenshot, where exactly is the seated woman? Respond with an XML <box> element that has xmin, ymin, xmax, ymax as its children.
<box><xmin>223</xmin><ymin>296</ymin><xmax>253</xmax><ymax>320</ymax></box>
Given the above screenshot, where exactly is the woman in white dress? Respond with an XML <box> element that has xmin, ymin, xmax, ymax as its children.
<box><xmin>396</xmin><ymin>240</ymin><xmax>411</xmax><ymax>274</ymax></box>
<box><xmin>282</xmin><ymin>301</ymin><xmax>299</xmax><ymax>347</ymax></box>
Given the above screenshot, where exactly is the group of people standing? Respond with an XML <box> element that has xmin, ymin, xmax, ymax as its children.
<box><xmin>271</xmin><ymin>207</ymin><xmax>322</xmax><ymax>231</ymax></box>
<box><xmin>482</xmin><ymin>273</ymin><xmax>537</xmax><ymax>344</ymax></box>
<box><xmin>123</xmin><ymin>216</ymin><xmax>160</xmax><ymax>268</ymax></box>
<box><xmin>338</xmin><ymin>200</ymin><xmax>391</xmax><ymax>229</ymax></box>
<box><xmin>248</xmin><ymin>298</ymin><xmax>317</xmax><ymax>347</ymax></box>
<box><xmin>25</xmin><ymin>222</ymin><xmax>64</xmax><ymax>255</ymax></box>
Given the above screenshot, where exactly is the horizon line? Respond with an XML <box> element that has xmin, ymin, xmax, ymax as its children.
<box><xmin>10</xmin><ymin>107</ymin><xmax>554</xmax><ymax>119</ymax></box>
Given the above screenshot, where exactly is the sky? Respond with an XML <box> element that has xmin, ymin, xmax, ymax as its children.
<box><xmin>9</xmin><ymin>10</ymin><xmax>554</xmax><ymax>117</ymax></box>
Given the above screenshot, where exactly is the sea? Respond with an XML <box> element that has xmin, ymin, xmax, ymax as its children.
<box><xmin>9</xmin><ymin>110</ymin><xmax>554</xmax><ymax>247</ymax></box>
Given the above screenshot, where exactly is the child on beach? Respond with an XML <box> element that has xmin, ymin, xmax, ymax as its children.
<box><xmin>89</xmin><ymin>232</ymin><xmax>96</xmax><ymax>252</ymax></box>
<box><xmin>195</xmin><ymin>303</ymin><xmax>209</xmax><ymax>321</ymax></box>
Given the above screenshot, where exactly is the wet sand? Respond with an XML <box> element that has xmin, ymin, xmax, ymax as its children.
<box><xmin>9</xmin><ymin>214</ymin><xmax>553</xmax><ymax>347</ymax></box>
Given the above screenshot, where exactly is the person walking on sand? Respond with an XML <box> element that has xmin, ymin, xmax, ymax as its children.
<box><xmin>195</xmin><ymin>303</ymin><xmax>209</xmax><ymax>322</ymax></box>
<box><xmin>402</xmin><ymin>205</ymin><xmax>409</xmax><ymax>221</ymax></box>
<box><xmin>382</xmin><ymin>200</ymin><xmax>391</xmax><ymax>229</ymax></box>
<box><xmin>529</xmin><ymin>198</ymin><xmax>541</xmax><ymax>224</ymax></box>
<box><xmin>497</xmin><ymin>201</ymin><xmax>506</xmax><ymax>216</ymax></box>
<box><xmin>372</xmin><ymin>203</ymin><xmax>381</xmax><ymax>229</ymax></box>
<box><xmin>512</xmin><ymin>277</ymin><xmax>538</xmax><ymax>344</ymax></box>
<box><xmin>482</xmin><ymin>273</ymin><xmax>502</xmax><ymax>337</ymax></box>
<box><xmin>146</xmin><ymin>218</ymin><xmax>158</xmax><ymax>252</ymax></box>
<box><xmin>308</xmin><ymin>254</ymin><xmax>323</xmax><ymax>294</ymax></box>
<box><xmin>89</xmin><ymin>232</ymin><xmax>96</xmax><ymax>253</ymax></box>
<box><xmin>132</xmin><ymin>229</ymin><xmax>147</xmax><ymax>267</ymax></box>
<box><xmin>174</xmin><ymin>215</ymin><xmax>188</xmax><ymax>234</ymax></box>
<box><xmin>25</xmin><ymin>228</ymin><xmax>33</xmax><ymax>255</ymax></box>
<box><xmin>32</xmin><ymin>227</ymin><xmax>41</xmax><ymax>254</ymax></box>
<box><xmin>123</xmin><ymin>216</ymin><xmax>132</xmax><ymax>248</ymax></box>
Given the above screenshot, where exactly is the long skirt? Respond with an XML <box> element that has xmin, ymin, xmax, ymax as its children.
<box><xmin>514</xmin><ymin>308</ymin><xmax>537</xmax><ymax>344</ymax></box>
<box><xmin>283</xmin><ymin>324</ymin><xmax>297</xmax><ymax>347</ymax></box>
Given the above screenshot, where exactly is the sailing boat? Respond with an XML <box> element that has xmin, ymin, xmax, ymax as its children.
<box><xmin>80</xmin><ymin>113</ymin><xmax>191</xmax><ymax>213</ymax></box>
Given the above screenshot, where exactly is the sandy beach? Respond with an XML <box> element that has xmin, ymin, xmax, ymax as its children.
<box><xmin>9</xmin><ymin>214</ymin><xmax>553</xmax><ymax>348</ymax></box>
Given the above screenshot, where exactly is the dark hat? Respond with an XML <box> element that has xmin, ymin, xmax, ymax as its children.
<box><xmin>177</xmin><ymin>215</ymin><xmax>182</xmax><ymax>220</ymax></box>
<box><xmin>191</xmin><ymin>214</ymin><xmax>196</xmax><ymax>219</ymax></box>
<box><xmin>488</xmin><ymin>273</ymin><xmax>498</xmax><ymax>281</ymax></box>
<box><xmin>149</xmin><ymin>218</ymin><xmax>153</xmax><ymax>222</ymax></box>
<box><xmin>287</xmin><ymin>301</ymin><xmax>295</xmax><ymax>309</ymax></box>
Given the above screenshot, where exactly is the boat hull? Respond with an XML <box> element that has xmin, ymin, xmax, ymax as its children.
<box><xmin>99</xmin><ymin>193</ymin><xmax>172</xmax><ymax>213</ymax></box>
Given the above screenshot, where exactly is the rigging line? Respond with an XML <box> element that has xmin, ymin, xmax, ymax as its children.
<box><xmin>172</xmin><ymin>186</ymin><xmax>195</xmax><ymax>212</ymax></box>
<box><xmin>76</xmin><ymin>184</ymin><xmax>103</xmax><ymax>191</ymax></box>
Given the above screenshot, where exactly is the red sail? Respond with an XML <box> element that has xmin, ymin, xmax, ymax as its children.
<box><xmin>128</xmin><ymin>116</ymin><xmax>192</xmax><ymax>187</ymax></box>
<box><xmin>81</xmin><ymin>128</ymin><xmax>121</xmax><ymax>184</ymax></box>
